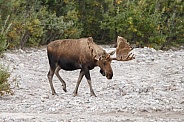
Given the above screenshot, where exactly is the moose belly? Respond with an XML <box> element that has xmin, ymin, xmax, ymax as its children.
<box><xmin>58</xmin><ymin>58</ymin><xmax>81</xmax><ymax>71</ymax></box>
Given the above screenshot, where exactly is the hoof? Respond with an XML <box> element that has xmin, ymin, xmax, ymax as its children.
<box><xmin>73</xmin><ymin>93</ymin><xmax>78</xmax><ymax>97</ymax></box>
<box><xmin>63</xmin><ymin>88</ymin><xmax>67</xmax><ymax>92</ymax></box>
<box><xmin>52</xmin><ymin>92</ymin><xmax>58</xmax><ymax>96</ymax></box>
<box><xmin>90</xmin><ymin>93</ymin><xmax>97</xmax><ymax>97</ymax></box>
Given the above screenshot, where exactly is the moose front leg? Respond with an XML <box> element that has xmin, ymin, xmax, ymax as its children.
<box><xmin>85</xmin><ymin>70</ymin><xmax>97</xmax><ymax>97</ymax></box>
<box><xmin>73</xmin><ymin>70</ymin><xmax>85</xmax><ymax>97</ymax></box>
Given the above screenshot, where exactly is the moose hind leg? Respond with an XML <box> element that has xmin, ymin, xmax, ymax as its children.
<box><xmin>48</xmin><ymin>68</ymin><xmax>57</xmax><ymax>95</ymax></box>
<box><xmin>55</xmin><ymin>66</ymin><xmax>67</xmax><ymax>92</ymax></box>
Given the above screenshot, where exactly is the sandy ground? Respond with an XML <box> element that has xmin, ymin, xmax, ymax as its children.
<box><xmin>0</xmin><ymin>46</ymin><xmax>184</xmax><ymax>122</ymax></box>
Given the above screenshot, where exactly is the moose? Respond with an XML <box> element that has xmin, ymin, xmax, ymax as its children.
<box><xmin>47</xmin><ymin>36</ymin><xmax>134</xmax><ymax>96</ymax></box>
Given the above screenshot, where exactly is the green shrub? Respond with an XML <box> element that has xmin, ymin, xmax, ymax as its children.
<box><xmin>6</xmin><ymin>2</ymin><xmax>82</xmax><ymax>48</ymax></box>
<box><xmin>100</xmin><ymin>0</ymin><xmax>184</xmax><ymax>49</ymax></box>
<box><xmin>0</xmin><ymin>15</ymin><xmax>11</xmax><ymax>53</ymax></box>
<box><xmin>0</xmin><ymin>35</ymin><xmax>8</xmax><ymax>54</ymax></box>
<box><xmin>39</xmin><ymin>7</ymin><xmax>81</xmax><ymax>44</ymax></box>
<box><xmin>1</xmin><ymin>0</ymin><xmax>183</xmax><ymax>49</ymax></box>
<box><xmin>0</xmin><ymin>64</ymin><xmax>13</xmax><ymax>96</ymax></box>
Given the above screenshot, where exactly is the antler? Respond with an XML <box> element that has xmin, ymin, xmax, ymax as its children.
<box><xmin>111</xmin><ymin>36</ymin><xmax>135</xmax><ymax>61</ymax></box>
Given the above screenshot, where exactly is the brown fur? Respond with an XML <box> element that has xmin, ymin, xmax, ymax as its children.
<box><xmin>47</xmin><ymin>37</ymin><xmax>113</xmax><ymax>97</ymax></box>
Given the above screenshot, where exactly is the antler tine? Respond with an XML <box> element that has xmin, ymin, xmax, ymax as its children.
<box><xmin>131</xmin><ymin>54</ymin><xmax>135</xmax><ymax>59</ymax></box>
<box><xmin>125</xmin><ymin>53</ymin><xmax>132</xmax><ymax>60</ymax></box>
<box><xmin>108</xmin><ymin>50</ymin><xmax>116</xmax><ymax>55</ymax></box>
<box><xmin>126</xmin><ymin>53</ymin><xmax>135</xmax><ymax>61</ymax></box>
<box><xmin>130</xmin><ymin>47</ymin><xmax>134</xmax><ymax>51</ymax></box>
<box><xmin>111</xmin><ymin>57</ymin><xmax>118</xmax><ymax>61</ymax></box>
<box><xmin>119</xmin><ymin>53</ymin><xmax>135</xmax><ymax>61</ymax></box>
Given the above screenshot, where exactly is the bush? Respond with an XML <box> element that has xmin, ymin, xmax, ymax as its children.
<box><xmin>0</xmin><ymin>15</ymin><xmax>11</xmax><ymax>53</ymax></box>
<box><xmin>1</xmin><ymin>0</ymin><xmax>183</xmax><ymax>49</ymax></box>
<box><xmin>0</xmin><ymin>35</ymin><xmax>8</xmax><ymax>54</ymax></box>
<box><xmin>100</xmin><ymin>0</ymin><xmax>184</xmax><ymax>49</ymax></box>
<box><xmin>7</xmin><ymin>3</ymin><xmax>44</xmax><ymax>49</ymax></box>
<box><xmin>39</xmin><ymin>7</ymin><xmax>82</xmax><ymax>45</ymax></box>
<box><xmin>5</xmin><ymin>1</ymin><xmax>82</xmax><ymax>48</ymax></box>
<box><xmin>0</xmin><ymin>64</ymin><xmax>13</xmax><ymax>96</ymax></box>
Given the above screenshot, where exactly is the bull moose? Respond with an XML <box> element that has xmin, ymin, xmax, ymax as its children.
<box><xmin>47</xmin><ymin>36</ymin><xmax>134</xmax><ymax>96</ymax></box>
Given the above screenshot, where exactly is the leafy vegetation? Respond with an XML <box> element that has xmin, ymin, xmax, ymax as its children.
<box><xmin>101</xmin><ymin>0</ymin><xmax>184</xmax><ymax>49</ymax></box>
<box><xmin>0</xmin><ymin>64</ymin><xmax>13</xmax><ymax>96</ymax></box>
<box><xmin>0</xmin><ymin>0</ymin><xmax>183</xmax><ymax>50</ymax></box>
<box><xmin>0</xmin><ymin>15</ymin><xmax>11</xmax><ymax>53</ymax></box>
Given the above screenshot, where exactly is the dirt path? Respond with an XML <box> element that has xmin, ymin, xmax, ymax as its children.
<box><xmin>0</xmin><ymin>47</ymin><xmax>184</xmax><ymax>121</ymax></box>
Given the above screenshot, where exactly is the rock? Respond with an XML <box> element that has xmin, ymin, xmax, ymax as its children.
<box><xmin>18</xmin><ymin>63</ymin><xmax>24</xmax><ymax>68</ymax></box>
<box><xmin>180</xmin><ymin>100</ymin><xmax>184</xmax><ymax>104</ymax></box>
<box><xmin>40</xmin><ymin>95</ymin><xmax>49</xmax><ymax>102</ymax></box>
<box><xmin>119</xmin><ymin>88</ymin><xmax>127</xmax><ymax>96</ymax></box>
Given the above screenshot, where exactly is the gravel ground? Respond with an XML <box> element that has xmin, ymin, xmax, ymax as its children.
<box><xmin>0</xmin><ymin>46</ymin><xmax>184</xmax><ymax>122</ymax></box>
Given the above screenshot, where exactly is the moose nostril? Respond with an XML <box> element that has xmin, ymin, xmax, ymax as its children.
<box><xmin>106</xmin><ymin>73</ymin><xmax>113</xmax><ymax>79</ymax></box>
<box><xmin>108</xmin><ymin>76</ymin><xmax>112</xmax><ymax>79</ymax></box>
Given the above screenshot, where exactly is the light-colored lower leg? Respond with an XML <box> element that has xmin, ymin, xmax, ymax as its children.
<box><xmin>85</xmin><ymin>71</ymin><xmax>96</xmax><ymax>97</ymax></box>
<box><xmin>87</xmin><ymin>79</ymin><xmax>96</xmax><ymax>97</ymax></box>
<box><xmin>48</xmin><ymin>69</ymin><xmax>57</xmax><ymax>95</ymax></box>
<box><xmin>73</xmin><ymin>70</ymin><xmax>84</xmax><ymax>97</ymax></box>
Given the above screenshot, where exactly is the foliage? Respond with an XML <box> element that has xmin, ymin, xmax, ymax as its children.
<box><xmin>9</xmin><ymin>6</ymin><xmax>44</xmax><ymax>48</ymax></box>
<box><xmin>0</xmin><ymin>64</ymin><xmax>13</xmax><ymax>96</ymax></box>
<box><xmin>0</xmin><ymin>15</ymin><xmax>11</xmax><ymax>53</ymax></box>
<box><xmin>101</xmin><ymin>0</ymin><xmax>184</xmax><ymax>49</ymax></box>
<box><xmin>39</xmin><ymin>7</ymin><xmax>82</xmax><ymax>44</ymax></box>
<box><xmin>1</xmin><ymin>0</ymin><xmax>82</xmax><ymax>49</ymax></box>
<box><xmin>0</xmin><ymin>0</ymin><xmax>183</xmax><ymax>50</ymax></box>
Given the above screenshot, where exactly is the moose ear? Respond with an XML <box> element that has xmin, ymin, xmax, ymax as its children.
<box><xmin>88</xmin><ymin>37</ymin><xmax>93</xmax><ymax>42</ymax></box>
<box><xmin>93</xmin><ymin>55</ymin><xmax>100</xmax><ymax>61</ymax></box>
